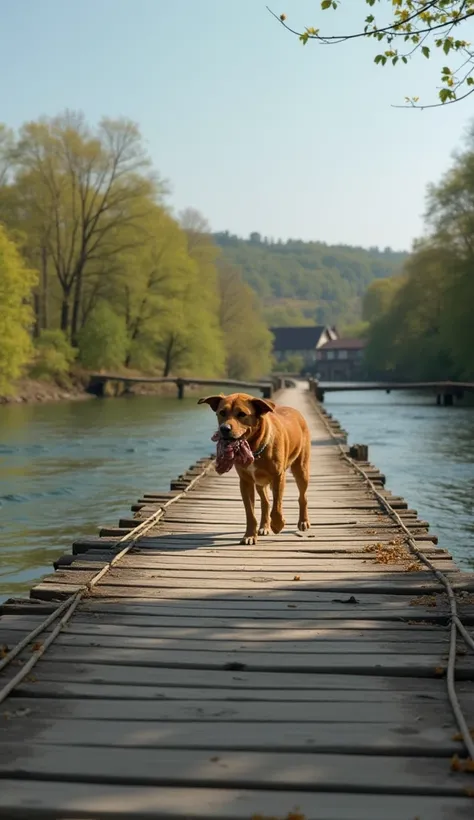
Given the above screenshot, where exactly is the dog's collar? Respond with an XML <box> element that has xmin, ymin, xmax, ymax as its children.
<box><xmin>252</xmin><ymin>439</ymin><xmax>270</xmax><ymax>459</ymax></box>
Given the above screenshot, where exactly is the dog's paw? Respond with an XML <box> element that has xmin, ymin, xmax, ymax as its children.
<box><xmin>270</xmin><ymin>512</ymin><xmax>285</xmax><ymax>534</ymax></box>
<box><xmin>240</xmin><ymin>535</ymin><xmax>257</xmax><ymax>546</ymax></box>
<box><xmin>298</xmin><ymin>519</ymin><xmax>311</xmax><ymax>532</ymax></box>
<box><xmin>258</xmin><ymin>525</ymin><xmax>270</xmax><ymax>536</ymax></box>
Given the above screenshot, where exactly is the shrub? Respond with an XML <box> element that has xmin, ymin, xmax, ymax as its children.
<box><xmin>0</xmin><ymin>225</ymin><xmax>37</xmax><ymax>394</ymax></box>
<box><xmin>30</xmin><ymin>330</ymin><xmax>77</xmax><ymax>381</ymax></box>
<box><xmin>78</xmin><ymin>302</ymin><xmax>128</xmax><ymax>371</ymax></box>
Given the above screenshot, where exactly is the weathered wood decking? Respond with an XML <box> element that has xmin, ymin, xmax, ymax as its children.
<box><xmin>1</xmin><ymin>385</ymin><xmax>474</xmax><ymax>818</ymax></box>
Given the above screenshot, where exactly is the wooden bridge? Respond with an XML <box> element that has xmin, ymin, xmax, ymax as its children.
<box><xmin>1</xmin><ymin>384</ymin><xmax>474</xmax><ymax>818</ymax></box>
<box><xmin>88</xmin><ymin>374</ymin><xmax>274</xmax><ymax>399</ymax></box>
<box><xmin>312</xmin><ymin>379</ymin><xmax>474</xmax><ymax>406</ymax></box>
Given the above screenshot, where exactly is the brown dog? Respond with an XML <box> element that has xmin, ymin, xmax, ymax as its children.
<box><xmin>198</xmin><ymin>392</ymin><xmax>311</xmax><ymax>545</ymax></box>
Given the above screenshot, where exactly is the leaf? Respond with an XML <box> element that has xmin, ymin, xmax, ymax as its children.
<box><xmin>422</xmin><ymin>46</ymin><xmax>430</xmax><ymax>58</ymax></box>
<box><xmin>321</xmin><ymin>0</ymin><xmax>332</xmax><ymax>8</ymax></box>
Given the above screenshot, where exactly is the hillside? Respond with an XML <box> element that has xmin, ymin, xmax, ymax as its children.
<box><xmin>214</xmin><ymin>232</ymin><xmax>407</xmax><ymax>327</ymax></box>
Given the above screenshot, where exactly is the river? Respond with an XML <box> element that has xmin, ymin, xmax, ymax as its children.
<box><xmin>0</xmin><ymin>389</ymin><xmax>473</xmax><ymax>604</ymax></box>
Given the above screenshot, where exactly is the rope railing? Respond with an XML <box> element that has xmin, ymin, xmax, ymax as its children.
<box><xmin>0</xmin><ymin>457</ymin><xmax>215</xmax><ymax>705</ymax></box>
<box><xmin>310</xmin><ymin>392</ymin><xmax>474</xmax><ymax>762</ymax></box>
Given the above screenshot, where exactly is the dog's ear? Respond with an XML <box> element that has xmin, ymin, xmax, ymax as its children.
<box><xmin>198</xmin><ymin>394</ymin><xmax>224</xmax><ymax>412</ymax></box>
<box><xmin>252</xmin><ymin>398</ymin><xmax>275</xmax><ymax>416</ymax></box>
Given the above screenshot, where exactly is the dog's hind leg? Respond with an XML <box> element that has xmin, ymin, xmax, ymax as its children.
<box><xmin>257</xmin><ymin>484</ymin><xmax>271</xmax><ymax>536</ymax></box>
<box><xmin>291</xmin><ymin>452</ymin><xmax>311</xmax><ymax>532</ymax></box>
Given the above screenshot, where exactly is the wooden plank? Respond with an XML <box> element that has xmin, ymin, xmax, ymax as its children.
<box><xmin>87</xmin><ymin>557</ymin><xmax>456</xmax><ymax>573</ymax></box>
<box><xmin>32</xmin><ymin>645</ymin><xmax>474</xmax><ymax>676</ymax></box>
<box><xmin>27</xmin><ymin>662</ymin><xmax>459</xmax><ymax>692</ymax></box>
<box><xmin>14</xmin><ymin>680</ymin><xmax>463</xmax><ymax>703</ymax></box>
<box><xmin>43</xmin><ymin>587</ymin><xmax>454</xmax><ymax>606</ymax></box>
<box><xmin>0</xmin><ymin>718</ymin><xmax>463</xmax><ymax>755</ymax></box>
<box><xmin>38</xmin><ymin>568</ymin><xmax>469</xmax><ymax>592</ymax></box>
<box><xmin>0</xmin><ymin>780</ymin><xmax>471</xmax><ymax>820</ymax></box>
<box><xmin>11</xmin><ymin>631</ymin><xmax>450</xmax><ymax>654</ymax></box>
<box><xmin>1</xmin><ymin>746</ymin><xmax>473</xmax><ymax>796</ymax></box>
<box><xmin>5</xmin><ymin>696</ymin><xmax>449</xmax><ymax>724</ymax></box>
<box><xmin>1</xmin><ymin>621</ymin><xmax>449</xmax><ymax>642</ymax></box>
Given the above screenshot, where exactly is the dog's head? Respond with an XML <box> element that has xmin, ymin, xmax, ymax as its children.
<box><xmin>198</xmin><ymin>392</ymin><xmax>275</xmax><ymax>441</ymax></box>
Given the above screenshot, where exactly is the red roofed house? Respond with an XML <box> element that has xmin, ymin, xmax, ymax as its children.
<box><xmin>271</xmin><ymin>326</ymin><xmax>338</xmax><ymax>367</ymax></box>
<box><xmin>316</xmin><ymin>338</ymin><xmax>366</xmax><ymax>381</ymax></box>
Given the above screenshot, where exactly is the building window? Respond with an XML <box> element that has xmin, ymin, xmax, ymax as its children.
<box><xmin>327</xmin><ymin>351</ymin><xmax>335</xmax><ymax>360</ymax></box>
<box><xmin>337</xmin><ymin>350</ymin><xmax>348</xmax><ymax>360</ymax></box>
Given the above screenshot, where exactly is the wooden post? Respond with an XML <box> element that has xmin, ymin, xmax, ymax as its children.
<box><xmin>262</xmin><ymin>385</ymin><xmax>273</xmax><ymax>399</ymax></box>
<box><xmin>177</xmin><ymin>379</ymin><xmax>185</xmax><ymax>400</ymax></box>
<box><xmin>87</xmin><ymin>376</ymin><xmax>106</xmax><ymax>397</ymax></box>
<box><xmin>316</xmin><ymin>386</ymin><xmax>325</xmax><ymax>403</ymax></box>
<box><xmin>436</xmin><ymin>394</ymin><xmax>441</xmax><ymax>406</ymax></box>
<box><xmin>443</xmin><ymin>392</ymin><xmax>453</xmax><ymax>406</ymax></box>
<box><xmin>349</xmin><ymin>444</ymin><xmax>369</xmax><ymax>462</ymax></box>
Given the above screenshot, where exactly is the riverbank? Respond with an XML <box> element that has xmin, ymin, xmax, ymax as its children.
<box><xmin>0</xmin><ymin>374</ymin><xmax>203</xmax><ymax>405</ymax></box>
<box><xmin>0</xmin><ymin>377</ymin><xmax>92</xmax><ymax>405</ymax></box>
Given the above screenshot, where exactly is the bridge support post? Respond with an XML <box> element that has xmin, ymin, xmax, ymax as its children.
<box><xmin>87</xmin><ymin>376</ymin><xmax>106</xmax><ymax>397</ymax></box>
<box><xmin>262</xmin><ymin>384</ymin><xmax>273</xmax><ymax>399</ymax></box>
<box><xmin>443</xmin><ymin>392</ymin><xmax>453</xmax><ymax>407</ymax></box>
<box><xmin>177</xmin><ymin>379</ymin><xmax>185</xmax><ymax>400</ymax></box>
<box><xmin>436</xmin><ymin>394</ymin><xmax>442</xmax><ymax>406</ymax></box>
<box><xmin>350</xmin><ymin>444</ymin><xmax>369</xmax><ymax>462</ymax></box>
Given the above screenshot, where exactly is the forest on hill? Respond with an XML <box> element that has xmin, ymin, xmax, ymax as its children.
<box><xmin>214</xmin><ymin>231</ymin><xmax>407</xmax><ymax>328</ymax></box>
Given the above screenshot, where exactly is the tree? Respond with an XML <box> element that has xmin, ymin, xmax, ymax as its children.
<box><xmin>0</xmin><ymin>225</ymin><xmax>37</xmax><ymax>394</ymax></box>
<box><xmin>218</xmin><ymin>260</ymin><xmax>273</xmax><ymax>378</ymax></box>
<box><xmin>273</xmin><ymin>1</ymin><xmax>474</xmax><ymax>107</ymax></box>
<box><xmin>362</xmin><ymin>276</ymin><xmax>404</xmax><ymax>322</ymax></box>
<box><xmin>0</xmin><ymin>124</ymin><xmax>13</xmax><ymax>185</ymax></box>
<box><xmin>363</xmin><ymin>123</ymin><xmax>474</xmax><ymax>380</ymax></box>
<box><xmin>10</xmin><ymin>112</ymin><xmax>159</xmax><ymax>342</ymax></box>
<box><xmin>78</xmin><ymin>302</ymin><xmax>129</xmax><ymax>371</ymax></box>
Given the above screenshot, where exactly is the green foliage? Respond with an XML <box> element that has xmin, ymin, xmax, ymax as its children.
<box><xmin>363</xmin><ymin>124</ymin><xmax>474</xmax><ymax>380</ymax></box>
<box><xmin>340</xmin><ymin>321</ymin><xmax>370</xmax><ymax>338</ymax></box>
<box><xmin>276</xmin><ymin>1</ymin><xmax>474</xmax><ymax>107</ymax></box>
<box><xmin>215</xmin><ymin>231</ymin><xmax>406</xmax><ymax>327</ymax></box>
<box><xmin>0</xmin><ymin>112</ymin><xmax>272</xmax><ymax>388</ymax></box>
<box><xmin>0</xmin><ymin>225</ymin><xmax>37</xmax><ymax>394</ymax></box>
<box><xmin>78</xmin><ymin>303</ymin><xmax>129</xmax><ymax>371</ymax></box>
<box><xmin>362</xmin><ymin>278</ymin><xmax>404</xmax><ymax>323</ymax></box>
<box><xmin>30</xmin><ymin>330</ymin><xmax>77</xmax><ymax>381</ymax></box>
<box><xmin>218</xmin><ymin>260</ymin><xmax>273</xmax><ymax>379</ymax></box>
<box><xmin>274</xmin><ymin>354</ymin><xmax>305</xmax><ymax>374</ymax></box>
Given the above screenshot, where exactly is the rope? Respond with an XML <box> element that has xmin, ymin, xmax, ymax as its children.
<box><xmin>0</xmin><ymin>457</ymin><xmax>215</xmax><ymax>704</ymax></box>
<box><xmin>311</xmin><ymin>391</ymin><xmax>474</xmax><ymax>761</ymax></box>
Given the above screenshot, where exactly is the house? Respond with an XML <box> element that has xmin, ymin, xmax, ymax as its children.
<box><xmin>315</xmin><ymin>338</ymin><xmax>366</xmax><ymax>382</ymax></box>
<box><xmin>271</xmin><ymin>326</ymin><xmax>338</xmax><ymax>367</ymax></box>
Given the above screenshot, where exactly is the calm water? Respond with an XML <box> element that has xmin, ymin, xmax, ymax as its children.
<box><xmin>0</xmin><ymin>396</ymin><xmax>213</xmax><ymax>604</ymax></box>
<box><xmin>0</xmin><ymin>390</ymin><xmax>473</xmax><ymax>604</ymax></box>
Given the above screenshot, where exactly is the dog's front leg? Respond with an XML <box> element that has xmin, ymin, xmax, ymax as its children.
<box><xmin>270</xmin><ymin>472</ymin><xmax>286</xmax><ymax>534</ymax></box>
<box><xmin>239</xmin><ymin>475</ymin><xmax>258</xmax><ymax>545</ymax></box>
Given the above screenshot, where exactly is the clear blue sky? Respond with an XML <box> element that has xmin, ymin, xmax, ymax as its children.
<box><xmin>1</xmin><ymin>0</ymin><xmax>472</xmax><ymax>250</ymax></box>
